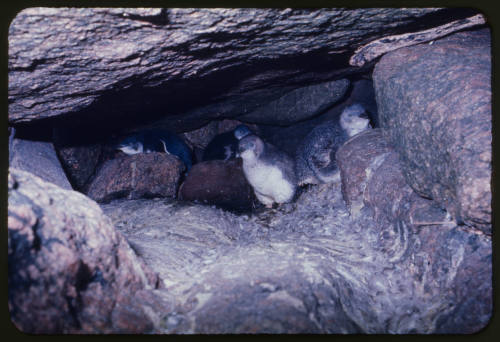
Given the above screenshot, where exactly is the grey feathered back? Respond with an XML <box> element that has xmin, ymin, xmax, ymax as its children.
<box><xmin>295</xmin><ymin>103</ymin><xmax>372</xmax><ymax>186</ymax></box>
<box><xmin>295</xmin><ymin>119</ymin><xmax>347</xmax><ymax>185</ymax></box>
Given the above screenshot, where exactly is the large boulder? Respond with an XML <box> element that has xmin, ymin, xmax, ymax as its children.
<box><xmin>86</xmin><ymin>152</ymin><xmax>184</xmax><ymax>203</ymax></box>
<box><xmin>373</xmin><ymin>28</ymin><xmax>492</xmax><ymax>233</ymax></box>
<box><xmin>9</xmin><ymin>8</ymin><xmax>473</xmax><ymax>133</ymax></box>
<box><xmin>8</xmin><ymin>168</ymin><xmax>160</xmax><ymax>333</ymax></box>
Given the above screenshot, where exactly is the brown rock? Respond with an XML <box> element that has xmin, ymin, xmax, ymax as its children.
<box><xmin>8</xmin><ymin>168</ymin><xmax>159</xmax><ymax>333</ymax></box>
<box><xmin>179</xmin><ymin>159</ymin><xmax>255</xmax><ymax>212</ymax></box>
<box><xmin>86</xmin><ymin>152</ymin><xmax>183</xmax><ymax>203</ymax></box>
<box><xmin>373</xmin><ymin>28</ymin><xmax>492</xmax><ymax>233</ymax></box>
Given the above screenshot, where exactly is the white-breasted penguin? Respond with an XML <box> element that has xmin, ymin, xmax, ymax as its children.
<box><xmin>238</xmin><ymin>134</ymin><xmax>297</xmax><ymax>208</ymax></box>
<box><xmin>117</xmin><ymin>128</ymin><xmax>193</xmax><ymax>172</ymax></box>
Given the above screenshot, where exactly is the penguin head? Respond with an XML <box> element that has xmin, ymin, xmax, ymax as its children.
<box><xmin>238</xmin><ymin>134</ymin><xmax>264</xmax><ymax>160</ymax></box>
<box><xmin>233</xmin><ymin>124</ymin><xmax>252</xmax><ymax>140</ymax></box>
<box><xmin>339</xmin><ymin>103</ymin><xmax>371</xmax><ymax>138</ymax></box>
<box><xmin>117</xmin><ymin>136</ymin><xmax>144</xmax><ymax>155</ymax></box>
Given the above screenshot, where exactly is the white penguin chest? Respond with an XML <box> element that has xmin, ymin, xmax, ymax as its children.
<box><xmin>242</xmin><ymin>159</ymin><xmax>294</xmax><ymax>203</ymax></box>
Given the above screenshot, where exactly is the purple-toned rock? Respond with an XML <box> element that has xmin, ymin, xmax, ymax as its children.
<box><xmin>9</xmin><ymin>138</ymin><xmax>72</xmax><ymax>190</ymax></box>
<box><xmin>373</xmin><ymin>28</ymin><xmax>492</xmax><ymax>233</ymax></box>
<box><xmin>8</xmin><ymin>168</ymin><xmax>160</xmax><ymax>333</ymax></box>
<box><xmin>179</xmin><ymin>159</ymin><xmax>255</xmax><ymax>211</ymax></box>
<box><xmin>86</xmin><ymin>152</ymin><xmax>183</xmax><ymax>203</ymax></box>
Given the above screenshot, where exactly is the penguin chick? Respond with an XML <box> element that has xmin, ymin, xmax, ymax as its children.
<box><xmin>238</xmin><ymin>134</ymin><xmax>297</xmax><ymax>208</ymax></box>
<box><xmin>295</xmin><ymin>103</ymin><xmax>371</xmax><ymax>186</ymax></box>
<box><xmin>339</xmin><ymin>103</ymin><xmax>372</xmax><ymax>137</ymax></box>
<box><xmin>117</xmin><ymin>129</ymin><xmax>193</xmax><ymax>172</ymax></box>
<box><xmin>202</xmin><ymin>124</ymin><xmax>252</xmax><ymax>161</ymax></box>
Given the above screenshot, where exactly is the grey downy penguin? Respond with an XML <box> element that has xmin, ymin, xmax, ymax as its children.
<box><xmin>295</xmin><ymin>103</ymin><xmax>371</xmax><ymax>186</ymax></box>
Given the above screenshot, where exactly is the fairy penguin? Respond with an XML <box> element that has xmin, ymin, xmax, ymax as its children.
<box><xmin>238</xmin><ymin>134</ymin><xmax>297</xmax><ymax>207</ymax></box>
<box><xmin>295</xmin><ymin>103</ymin><xmax>371</xmax><ymax>186</ymax></box>
<box><xmin>202</xmin><ymin>124</ymin><xmax>252</xmax><ymax>161</ymax></box>
<box><xmin>117</xmin><ymin>128</ymin><xmax>193</xmax><ymax>172</ymax></box>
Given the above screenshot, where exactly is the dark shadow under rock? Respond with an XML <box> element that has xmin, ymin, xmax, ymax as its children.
<box><xmin>86</xmin><ymin>152</ymin><xmax>184</xmax><ymax>203</ymax></box>
<box><xmin>55</xmin><ymin>143</ymin><xmax>103</xmax><ymax>191</ymax></box>
<box><xmin>238</xmin><ymin>79</ymin><xmax>350</xmax><ymax>125</ymax></box>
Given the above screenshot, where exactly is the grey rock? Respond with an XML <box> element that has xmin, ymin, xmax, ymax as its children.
<box><xmin>8</xmin><ymin>168</ymin><xmax>159</xmax><ymax>333</ymax></box>
<box><xmin>86</xmin><ymin>152</ymin><xmax>183</xmax><ymax>203</ymax></box>
<box><xmin>238</xmin><ymin>79</ymin><xmax>350</xmax><ymax>125</ymax></box>
<box><xmin>9</xmin><ymin>8</ymin><xmax>458</xmax><ymax>130</ymax></box>
<box><xmin>373</xmin><ymin>28</ymin><xmax>492</xmax><ymax>233</ymax></box>
<box><xmin>9</xmin><ymin>138</ymin><xmax>72</xmax><ymax>190</ymax></box>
